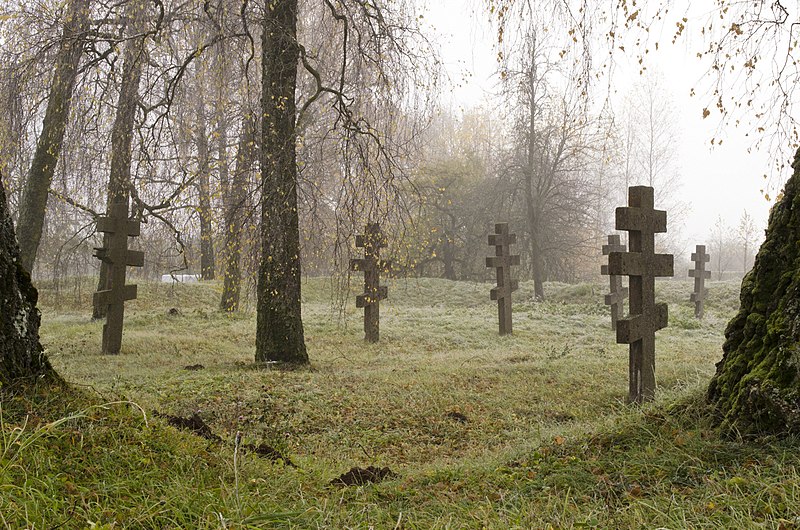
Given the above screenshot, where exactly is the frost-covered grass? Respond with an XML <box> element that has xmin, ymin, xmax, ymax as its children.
<box><xmin>5</xmin><ymin>276</ymin><xmax>799</xmax><ymax>528</ymax></box>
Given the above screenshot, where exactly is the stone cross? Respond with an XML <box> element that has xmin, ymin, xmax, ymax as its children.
<box><xmin>486</xmin><ymin>223</ymin><xmax>520</xmax><ymax>335</ymax></box>
<box><xmin>93</xmin><ymin>201</ymin><xmax>144</xmax><ymax>355</ymax></box>
<box><xmin>350</xmin><ymin>223</ymin><xmax>391</xmax><ymax>343</ymax></box>
<box><xmin>600</xmin><ymin>234</ymin><xmax>629</xmax><ymax>331</ymax></box>
<box><xmin>689</xmin><ymin>244</ymin><xmax>711</xmax><ymax>319</ymax></box>
<box><xmin>607</xmin><ymin>186</ymin><xmax>674</xmax><ymax>403</ymax></box>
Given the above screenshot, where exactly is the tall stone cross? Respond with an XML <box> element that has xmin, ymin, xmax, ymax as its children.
<box><xmin>350</xmin><ymin>223</ymin><xmax>391</xmax><ymax>343</ymax></box>
<box><xmin>93</xmin><ymin>201</ymin><xmax>144</xmax><ymax>355</ymax></box>
<box><xmin>607</xmin><ymin>187</ymin><xmax>674</xmax><ymax>403</ymax></box>
<box><xmin>486</xmin><ymin>223</ymin><xmax>520</xmax><ymax>335</ymax></box>
<box><xmin>689</xmin><ymin>244</ymin><xmax>711</xmax><ymax>319</ymax></box>
<box><xmin>600</xmin><ymin>234</ymin><xmax>629</xmax><ymax>331</ymax></box>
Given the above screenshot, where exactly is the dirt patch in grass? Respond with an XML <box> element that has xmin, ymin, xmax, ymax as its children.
<box><xmin>445</xmin><ymin>411</ymin><xmax>469</xmax><ymax>423</ymax></box>
<box><xmin>156</xmin><ymin>411</ymin><xmax>222</xmax><ymax>442</ymax></box>
<box><xmin>330</xmin><ymin>466</ymin><xmax>397</xmax><ymax>486</ymax></box>
<box><xmin>242</xmin><ymin>443</ymin><xmax>296</xmax><ymax>467</ymax></box>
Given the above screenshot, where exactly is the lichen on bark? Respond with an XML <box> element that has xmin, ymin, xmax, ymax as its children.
<box><xmin>0</xmin><ymin>174</ymin><xmax>54</xmax><ymax>387</ymax></box>
<box><xmin>708</xmin><ymin>147</ymin><xmax>800</xmax><ymax>435</ymax></box>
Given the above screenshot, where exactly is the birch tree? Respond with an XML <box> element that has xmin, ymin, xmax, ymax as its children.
<box><xmin>0</xmin><ymin>171</ymin><xmax>53</xmax><ymax>387</ymax></box>
<box><xmin>16</xmin><ymin>0</ymin><xmax>90</xmax><ymax>273</ymax></box>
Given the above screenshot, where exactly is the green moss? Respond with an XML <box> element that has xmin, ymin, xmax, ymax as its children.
<box><xmin>708</xmin><ymin>148</ymin><xmax>800</xmax><ymax>435</ymax></box>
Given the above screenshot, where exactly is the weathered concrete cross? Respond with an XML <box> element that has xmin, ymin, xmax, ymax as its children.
<box><xmin>607</xmin><ymin>186</ymin><xmax>674</xmax><ymax>403</ymax></box>
<box><xmin>600</xmin><ymin>234</ymin><xmax>629</xmax><ymax>331</ymax></box>
<box><xmin>350</xmin><ymin>223</ymin><xmax>391</xmax><ymax>343</ymax></box>
<box><xmin>689</xmin><ymin>244</ymin><xmax>711</xmax><ymax>319</ymax></box>
<box><xmin>93</xmin><ymin>201</ymin><xmax>144</xmax><ymax>355</ymax></box>
<box><xmin>486</xmin><ymin>223</ymin><xmax>520</xmax><ymax>335</ymax></box>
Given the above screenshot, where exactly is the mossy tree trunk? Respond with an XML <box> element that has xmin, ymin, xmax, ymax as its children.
<box><xmin>255</xmin><ymin>0</ymin><xmax>309</xmax><ymax>364</ymax></box>
<box><xmin>0</xmin><ymin>172</ymin><xmax>54</xmax><ymax>387</ymax></box>
<box><xmin>708</xmin><ymin>148</ymin><xmax>800</xmax><ymax>435</ymax></box>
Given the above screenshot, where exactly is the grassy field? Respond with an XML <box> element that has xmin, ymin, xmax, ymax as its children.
<box><xmin>3</xmin><ymin>277</ymin><xmax>800</xmax><ymax>528</ymax></box>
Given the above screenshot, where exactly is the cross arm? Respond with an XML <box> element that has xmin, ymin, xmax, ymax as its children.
<box><xmin>490</xmin><ymin>280</ymin><xmax>519</xmax><ymax>300</ymax></box>
<box><xmin>616</xmin><ymin>303</ymin><xmax>668</xmax><ymax>343</ymax></box>
<box><xmin>356</xmin><ymin>234</ymin><xmax>388</xmax><ymax>249</ymax></box>
<box><xmin>97</xmin><ymin>216</ymin><xmax>141</xmax><ymax>237</ymax></box>
<box><xmin>604</xmin><ymin>287</ymin><xmax>629</xmax><ymax>305</ymax></box>
<box><xmin>488</xmin><ymin>233</ymin><xmax>517</xmax><ymax>246</ymax></box>
<box><xmin>688</xmin><ymin>269</ymin><xmax>711</xmax><ymax>279</ymax></box>
<box><xmin>608</xmin><ymin>252</ymin><xmax>673</xmax><ymax>277</ymax></box>
<box><xmin>602</xmin><ymin>243</ymin><xmax>626</xmax><ymax>255</ymax></box>
<box><xmin>615</xmin><ymin>207</ymin><xmax>667</xmax><ymax>234</ymax></box>
<box><xmin>93</xmin><ymin>284</ymin><xmax>138</xmax><ymax>307</ymax></box>
<box><xmin>350</xmin><ymin>258</ymin><xmax>367</xmax><ymax>271</ymax></box>
<box><xmin>486</xmin><ymin>255</ymin><xmax>521</xmax><ymax>268</ymax></box>
<box><xmin>93</xmin><ymin>248</ymin><xmax>144</xmax><ymax>267</ymax></box>
<box><xmin>351</xmin><ymin>258</ymin><xmax>392</xmax><ymax>272</ymax></box>
<box><xmin>356</xmin><ymin>286</ymin><xmax>388</xmax><ymax>307</ymax></box>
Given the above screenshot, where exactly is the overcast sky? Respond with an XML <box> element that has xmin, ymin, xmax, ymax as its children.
<box><xmin>419</xmin><ymin>0</ymin><xmax>776</xmax><ymax>254</ymax></box>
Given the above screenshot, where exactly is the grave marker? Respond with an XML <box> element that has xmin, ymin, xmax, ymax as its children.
<box><xmin>689</xmin><ymin>244</ymin><xmax>711</xmax><ymax>319</ymax></box>
<box><xmin>350</xmin><ymin>223</ymin><xmax>391</xmax><ymax>343</ymax></box>
<box><xmin>93</xmin><ymin>201</ymin><xmax>144</xmax><ymax>355</ymax></box>
<box><xmin>486</xmin><ymin>223</ymin><xmax>520</xmax><ymax>335</ymax></box>
<box><xmin>607</xmin><ymin>187</ymin><xmax>674</xmax><ymax>403</ymax></box>
<box><xmin>601</xmin><ymin>234</ymin><xmax>629</xmax><ymax>331</ymax></box>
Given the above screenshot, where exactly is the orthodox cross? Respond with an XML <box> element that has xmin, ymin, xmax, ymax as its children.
<box><xmin>607</xmin><ymin>187</ymin><xmax>674</xmax><ymax>403</ymax></box>
<box><xmin>601</xmin><ymin>234</ymin><xmax>629</xmax><ymax>331</ymax></box>
<box><xmin>689</xmin><ymin>244</ymin><xmax>711</xmax><ymax>319</ymax></box>
<box><xmin>350</xmin><ymin>223</ymin><xmax>390</xmax><ymax>343</ymax></box>
<box><xmin>93</xmin><ymin>201</ymin><xmax>144</xmax><ymax>354</ymax></box>
<box><xmin>486</xmin><ymin>223</ymin><xmax>520</xmax><ymax>335</ymax></box>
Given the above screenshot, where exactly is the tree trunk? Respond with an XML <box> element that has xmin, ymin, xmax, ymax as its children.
<box><xmin>215</xmin><ymin>32</ymin><xmax>230</xmax><ymax>205</ymax></box>
<box><xmin>256</xmin><ymin>0</ymin><xmax>309</xmax><ymax>364</ymax></box>
<box><xmin>525</xmin><ymin>55</ymin><xmax>545</xmax><ymax>301</ymax></box>
<box><xmin>195</xmin><ymin>75</ymin><xmax>215</xmax><ymax>280</ymax></box>
<box><xmin>524</xmin><ymin>181</ymin><xmax>546</xmax><ymax>300</ymax></box>
<box><xmin>530</xmin><ymin>231</ymin><xmax>546</xmax><ymax>300</ymax></box>
<box><xmin>220</xmin><ymin>114</ymin><xmax>256</xmax><ymax>312</ymax></box>
<box><xmin>708</xmin><ymin>147</ymin><xmax>800</xmax><ymax>435</ymax></box>
<box><xmin>441</xmin><ymin>232</ymin><xmax>456</xmax><ymax>281</ymax></box>
<box><xmin>92</xmin><ymin>2</ymin><xmax>147</xmax><ymax>319</ymax></box>
<box><xmin>0</xmin><ymin>172</ymin><xmax>54</xmax><ymax>387</ymax></box>
<box><xmin>16</xmin><ymin>0</ymin><xmax>89</xmax><ymax>273</ymax></box>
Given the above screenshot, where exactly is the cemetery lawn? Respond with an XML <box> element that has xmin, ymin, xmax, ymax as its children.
<box><xmin>4</xmin><ymin>277</ymin><xmax>800</xmax><ymax>528</ymax></box>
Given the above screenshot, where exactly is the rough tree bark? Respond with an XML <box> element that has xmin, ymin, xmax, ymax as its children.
<box><xmin>92</xmin><ymin>2</ymin><xmax>147</xmax><ymax>319</ymax></box>
<box><xmin>16</xmin><ymin>0</ymin><xmax>89</xmax><ymax>273</ymax></box>
<box><xmin>708</xmin><ymin>147</ymin><xmax>800</xmax><ymax>435</ymax></box>
<box><xmin>441</xmin><ymin>229</ymin><xmax>457</xmax><ymax>281</ymax></box>
<box><xmin>194</xmin><ymin>69</ymin><xmax>215</xmax><ymax>280</ymax></box>
<box><xmin>256</xmin><ymin>0</ymin><xmax>309</xmax><ymax>364</ymax></box>
<box><xmin>212</xmin><ymin>42</ymin><xmax>228</xmax><ymax>285</ymax></box>
<box><xmin>0</xmin><ymin>172</ymin><xmax>54</xmax><ymax>387</ymax></box>
<box><xmin>220</xmin><ymin>114</ymin><xmax>256</xmax><ymax>312</ymax></box>
<box><xmin>524</xmin><ymin>46</ymin><xmax>547</xmax><ymax>300</ymax></box>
